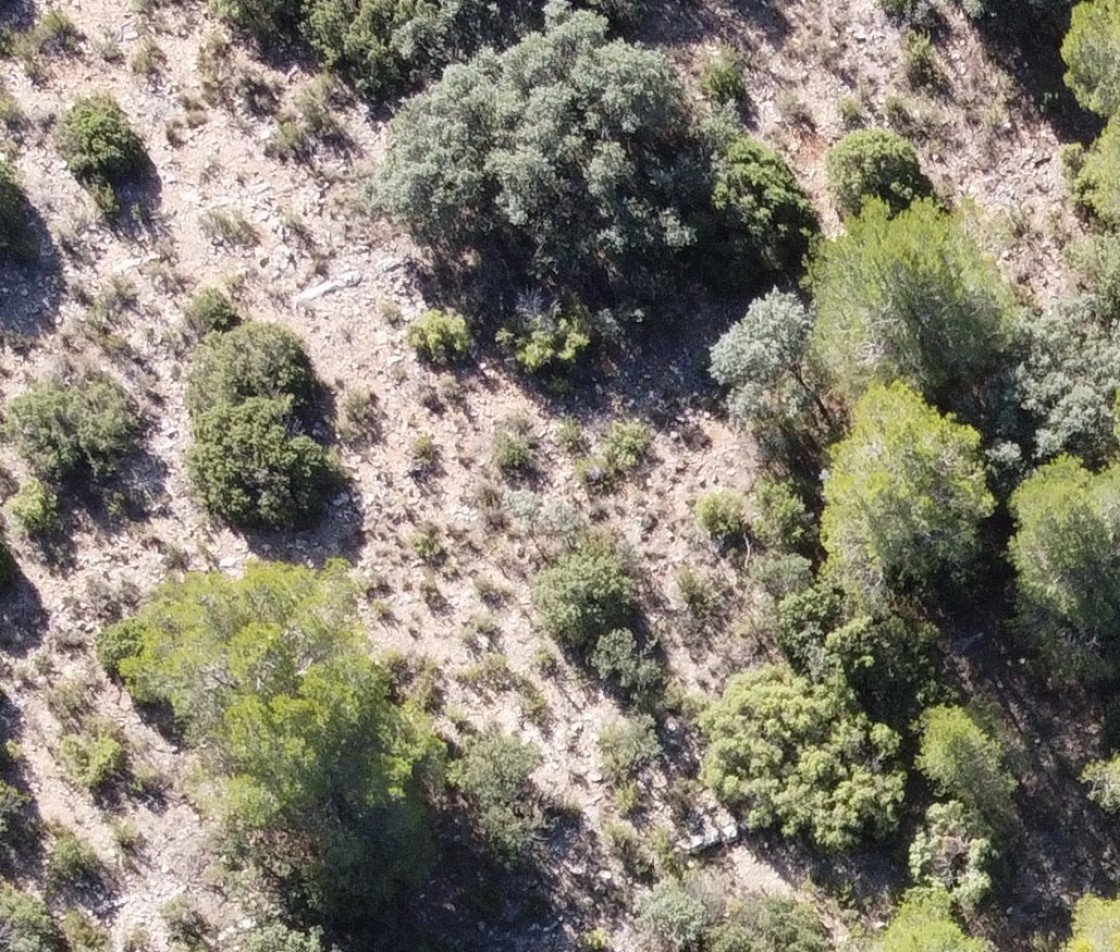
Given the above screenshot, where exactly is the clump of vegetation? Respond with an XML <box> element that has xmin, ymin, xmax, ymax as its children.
<box><xmin>876</xmin><ymin>888</ymin><xmax>987</xmax><ymax>952</ymax></box>
<box><xmin>405</xmin><ymin>309</ymin><xmax>471</xmax><ymax>366</ymax></box>
<box><xmin>97</xmin><ymin>561</ymin><xmax>444</xmax><ymax>928</ymax></box>
<box><xmin>597</xmin><ymin>713</ymin><xmax>661</xmax><ymax>786</ymax></box>
<box><xmin>826</xmin><ymin>128</ymin><xmax>934</xmax><ymax>218</ymax></box>
<box><xmin>0</xmin><ymin>884</ymin><xmax>61</xmax><ymax>952</ymax></box>
<box><xmin>533</xmin><ymin>538</ymin><xmax>637</xmax><ymax>653</ymax></box>
<box><xmin>1009</xmin><ymin>456</ymin><xmax>1120</xmax><ymax>680</ymax></box>
<box><xmin>902</xmin><ymin>32</ymin><xmax>942</xmax><ymax>90</ymax></box>
<box><xmin>1083</xmin><ymin>754</ymin><xmax>1120</xmax><ymax>812</ymax></box>
<box><xmin>45</xmin><ymin>828</ymin><xmax>104</xmax><ymax>892</ymax></box>
<box><xmin>4</xmin><ymin>375</ymin><xmax>141</xmax><ymax>485</ymax></box>
<box><xmin>59</xmin><ymin>910</ymin><xmax>109</xmax><ymax>952</ymax></box>
<box><xmin>809</xmin><ymin>199</ymin><xmax>1014</xmax><ymax>408</ymax></box>
<box><xmin>186</xmin><ymin>322</ymin><xmax>315</xmax><ymax>418</ymax></box>
<box><xmin>708</xmin><ymin>134</ymin><xmax>819</xmax><ymax>290</ymax></box>
<box><xmin>376</xmin><ymin>6</ymin><xmax>807</xmax><ymax>314</ymax></box>
<box><xmin>694</xmin><ymin>489</ymin><xmax>748</xmax><ymax>546</ymax></box>
<box><xmin>579</xmin><ymin>420</ymin><xmax>653</xmax><ymax>492</ymax></box>
<box><xmin>820</xmin><ymin>382</ymin><xmax>994</xmax><ymax>604</ymax></box>
<box><xmin>495</xmin><ymin>297</ymin><xmax>592</xmax><ymax>380</ymax></box>
<box><xmin>701</xmin><ymin>663</ymin><xmax>905</xmax><ymax>850</ymax></box>
<box><xmin>56</xmin><ymin>95</ymin><xmax>146</xmax><ymax>214</ymax></box>
<box><xmin>1063</xmin><ymin>0</ymin><xmax>1120</xmax><ymax>119</ymax></box>
<box><xmin>450</xmin><ymin>730</ymin><xmax>544</xmax><ymax>864</ymax></box>
<box><xmin>916</xmin><ymin>705</ymin><xmax>1017</xmax><ymax>827</ymax></box>
<box><xmin>635</xmin><ymin>878</ymin><xmax>709</xmax><ymax>951</ymax></box>
<box><xmin>491</xmin><ymin>416</ymin><xmax>539</xmax><ymax>479</ymax></box>
<box><xmin>187</xmin><ymin>396</ymin><xmax>336</xmax><ymax>530</ymax></box>
<box><xmin>6</xmin><ymin>477</ymin><xmax>61</xmax><ymax>541</ymax></box>
<box><xmin>0</xmin><ymin>160</ymin><xmax>40</xmax><ymax>264</ymax></box>
<box><xmin>700</xmin><ymin>44</ymin><xmax>746</xmax><ymax>105</ymax></box>
<box><xmin>183</xmin><ymin>287</ymin><xmax>240</xmax><ymax>337</ymax></box>
<box><xmin>58</xmin><ymin>720</ymin><xmax>126</xmax><ymax>793</ymax></box>
<box><xmin>908</xmin><ymin>800</ymin><xmax>996</xmax><ymax>909</ymax></box>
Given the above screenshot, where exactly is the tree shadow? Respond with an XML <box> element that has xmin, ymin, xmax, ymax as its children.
<box><xmin>635</xmin><ymin>0</ymin><xmax>792</xmax><ymax>50</ymax></box>
<box><xmin>0</xmin><ymin>560</ymin><xmax>48</xmax><ymax>657</ymax></box>
<box><xmin>968</xmin><ymin>2</ymin><xmax>1102</xmax><ymax>144</ymax></box>
<box><xmin>0</xmin><ymin>695</ymin><xmax>46</xmax><ymax>879</ymax></box>
<box><xmin>0</xmin><ymin>192</ymin><xmax>64</xmax><ymax>341</ymax></box>
<box><xmin>107</xmin><ymin>154</ymin><xmax>167</xmax><ymax>244</ymax></box>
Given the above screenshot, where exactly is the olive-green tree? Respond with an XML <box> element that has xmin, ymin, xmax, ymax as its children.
<box><xmin>1065</xmin><ymin>895</ymin><xmax>1120</xmax><ymax>951</ymax></box>
<box><xmin>1008</xmin><ymin>455</ymin><xmax>1120</xmax><ymax>679</ymax></box>
<box><xmin>826</xmin><ymin>128</ymin><xmax>933</xmax><ymax>218</ymax></box>
<box><xmin>821</xmin><ymin>382</ymin><xmax>995</xmax><ymax>603</ymax></box>
<box><xmin>809</xmin><ymin>199</ymin><xmax>1014</xmax><ymax>409</ymax></box>
<box><xmin>876</xmin><ymin>888</ymin><xmax>989</xmax><ymax>952</ymax></box>
<box><xmin>98</xmin><ymin>561</ymin><xmax>443</xmax><ymax>930</ymax></box>
<box><xmin>1064</xmin><ymin>0</ymin><xmax>1120</xmax><ymax>119</ymax></box>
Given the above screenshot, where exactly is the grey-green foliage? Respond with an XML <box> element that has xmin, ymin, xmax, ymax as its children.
<box><xmin>1083</xmin><ymin>754</ymin><xmax>1120</xmax><ymax>811</ymax></box>
<box><xmin>709</xmin><ymin>290</ymin><xmax>824</xmax><ymax>428</ymax></box>
<box><xmin>4</xmin><ymin>375</ymin><xmax>140</xmax><ymax>484</ymax></box>
<box><xmin>826</xmin><ymin>128</ymin><xmax>933</xmax><ymax>218</ymax></box>
<box><xmin>908</xmin><ymin>800</ymin><xmax>996</xmax><ymax>910</ymax></box>
<box><xmin>701</xmin><ymin>663</ymin><xmax>906</xmax><ymax>851</ymax></box>
<box><xmin>635</xmin><ymin>878</ymin><xmax>710</xmax><ymax>952</ymax></box>
<box><xmin>876</xmin><ymin>887</ymin><xmax>989</xmax><ymax>952</ymax></box>
<box><xmin>1013</xmin><ymin>298</ymin><xmax>1120</xmax><ymax>463</ymax></box>
<box><xmin>374</xmin><ymin>3</ymin><xmax>708</xmax><ymax>308</ymax></box>
<box><xmin>708</xmin><ymin>897</ymin><xmax>830</xmax><ymax>952</ymax></box>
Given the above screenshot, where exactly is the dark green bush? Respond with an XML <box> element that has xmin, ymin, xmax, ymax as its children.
<box><xmin>708</xmin><ymin>135</ymin><xmax>818</xmax><ymax>288</ymax></box>
<box><xmin>826</xmin><ymin>128</ymin><xmax>933</xmax><ymax>218</ymax></box>
<box><xmin>450</xmin><ymin>730</ymin><xmax>544</xmax><ymax>864</ymax></box>
<box><xmin>694</xmin><ymin>489</ymin><xmax>748</xmax><ymax>545</ymax></box>
<box><xmin>590</xmin><ymin>627</ymin><xmax>661</xmax><ymax>701</ymax></box>
<box><xmin>186</xmin><ymin>322</ymin><xmax>315</xmax><ymax>418</ymax></box>
<box><xmin>6</xmin><ymin>478</ymin><xmax>61</xmax><ymax>540</ymax></box>
<box><xmin>0</xmin><ymin>884</ymin><xmax>61</xmax><ymax>952</ymax></box>
<box><xmin>187</xmin><ymin>396</ymin><xmax>335</xmax><ymax>530</ymax></box>
<box><xmin>533</xmin><ymin>539</ymin><xmax>637</xmax><ymax>652</ymax></box>
<box><xmin>495</xmin><ymin>298</ymin><xmax>592</xmax><ymax>379</ymax></box>
<box><xmin>708</xmin><ymin>897</ymin><xmax>829</xmax><ymax>952</ymax></box>
<box><xmin>183</xmin><ymin>287</ymin><xmax>240</xmax><ymax>337</ymax></box>
<box><xmin>56</xmin><ymin>95</ymin><xmax>145</xmax><ymax>214</ymax></box>
<box><xmin>1064</xmin><ymin>0</ymin><xmax>1120</xmax><ymax>119</ymax></box>
<box><xmin>45</xmin><ymin>829</ymin><xmax>103</xmax><ymax>891</ymax></box>
<box><xmin>0</xmin><ymin>160</ymin><xmax>39</xmax><ymax>264</ymax></box>
<box><xmin>4</xmin><ymin>375</ymin><xmax>141</xmax><ymax>484</ymax></box>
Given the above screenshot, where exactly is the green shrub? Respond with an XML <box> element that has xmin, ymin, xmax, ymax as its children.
<box><xmin>186</xmin><ymin>322</ymin><xmax>315</xmax><ymax>418</ymax></box>
<box><xmin>1063</xmin><ymin>0</ymin><xmax>1120</xmax><ymax>118</ymax></box>
<box><xmin>708</xmin><ymin>135</ymin><xmax>818</xmax><ymax>288</ymax></box>
<box><xmin>590</xmin><ymin>627</ymin><xmax>661</xmax><ymax>701</ymax></box>
<box><xmin>183</xmin><ymin>287</ymin><xmax>240</xmax><ymax>337</ymax></box>
<box><xmin>491</xmin><ymin>416</ymin><xmax>538</xmax><ymax>478</ymax></box>
<box><xmin>908</xmin><ymin>800</ymin><xmax>995</xmax><ymax>910</ymax></box>
<box><xmin>405</xmin><ymin>309</ymin><xmax>471</xmax><ymax>365</ymax></box>
<box><xmin>233</xmin><ymin>923</ymin><xmax>334</xmax><ymax>952</ymax></box>
<box><xmin>1009</xmin><ymin>456</ymin><xmax>1120</xmax><ymax>679</ymax></box>
<box><xmin>375</xmin><ymin>6</ymin><xmax>713</xmax><ymax>311</ymax></box>
<box><xmin>826</xmin><ymin>128</ymin><xmax>933</xmax><ymax>218</ymax></box>
<box><xmin>1065</xmin><ymin>895</ymin><xmax>1120</xmax><ymax>952</ymax></box>
<box><xmin>877</xmin><ymin>888</ymin><xmax>987</xmax><ymax>952</ymax></box>
<box><xmin>495</xmin><ymin>299</ymin><xmax>591</xmax><ymax>379</ymax></box>
<box><xmin>902</xmin><ymin>32</ymin><xmax>942</xmax><ymax>89</ymax></box>
<box><xmin>600</xmin><ymin>420</ymin><xmax>652</xmax><ymax>477</ymax></box>
<box><xmin>751</xmin><ymin>477</ymin><xmax>812</xmax><ymax>550</ymax></box>
<box><xmin>46</xmin><ymin>829</ymin><xmax>103</xmax><ymax>891</ymax></box>
<box><xmin>58</xmin><ymin>910</ymin><xmax>108</xmax><ymax>952</ymax></box>
<box><xmin>708</xmin><ymin>897</ymin><xmax>828</xmax><ymax>952</ymax></box>
<box><xmin>916</xmin><ymin>705</ymin><xmax>1017</xmax><ymax>826</ymax></box>
<box><xmin>700</xmin><ymin>45</ymin><xmax>746</xmax><ymax>105</ymax></box>
<box><xmin>635</xmin><ymin>879</ymin><xmax>709</xmax><ymax>952</ymax></box>
<box><xmin>0</xmin><ymin>777</ymin><xmax>28</xmax><ymax>838</ymax></box>
<box><xmin>597</xmin><ymin>713</ymin><xmax>660</xmax><ymax>785</ymax></box>
<box><xmin>0</xmin><ymin>884</ymin><xmax>61</xmax><ymax>952</ymax></box>
<box><xmin>694</xmin><ymin>489</ymin><xmax>747</xmax><ymax>544</ymax></box>
<box><xmin>450</xmin><ymin>730</ymin><xmax>544</xmax><ymax>863</ymax></box>
<box><xmin>187</xmin><ymin>396</ymin><xmax>335</xmax><ymax>530</ymax></box>
<box><xmin>1084</xmin><ymin>754</ymin><xmax>1120</xmax><ymax>812</ymax></box>
<box><xmin>6</xmin><ymin>478</ymin><xmax>61</xmax><ymax>540</ymax></box>
<box><xmin>56</xmin><ymin>95</ymin><xmax>145</xmax><ymax>214</ymax></box>
<box><xmin>0</xmin><ymin>160</ymin><xmax>39</xmax><ymax>264</ymax></box>
<box><xmin>701</xmin><ymin>663</ymin><xmax>905</xmax><ymax>850</ymax></box>
<box><xmin>809</xmin><ymin>199</ymin><xmax>1015</xmax><ymax>408</ymax></box>
<box><xmin>533</xmin><ymin>539</ymin><xmax>637</xmax><ymax>652</ymax></box>
<box><xmin>879</xmin><ymin>0</ymin><xmax>934</xmax><ymax>24</ymax></box>
<box><xmin>821</xmin><ymin>383</ymin><xmax>994</xmax><ymax>604</ymax></box>
<box><xmin>59</xmin><ymin>724</ymin><xmax>126</xmax><ymax>793</ymax></box>
<box><xmin>4</xmin><ymin>376</ymin><xmax>141</xmax><ymax>484</ymax></box>
<box><xmin>100</xmin><ymin>561</ymin><xmax>444</xmax><ymax>926</ymax></box>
